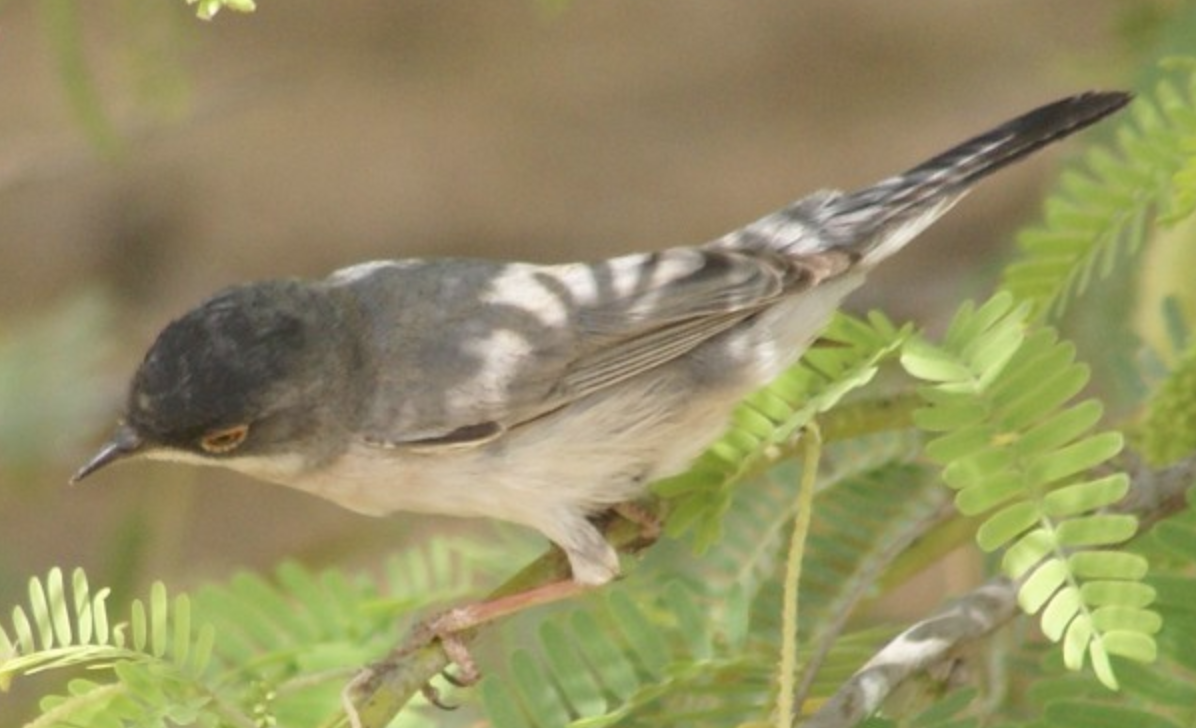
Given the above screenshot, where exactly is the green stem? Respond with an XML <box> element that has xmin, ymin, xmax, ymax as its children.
<box><xmin>775</xmin><ymin>423</ymin><xmax>821</xmax><ymax>728</ymax></box>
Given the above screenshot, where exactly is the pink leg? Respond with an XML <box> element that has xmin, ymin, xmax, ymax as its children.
<box><xmin>423</xmin><ymin>580</ymin><xmax>594</xmax><ymax>685</ymax></box>
<box><xmin>430</xmin><ymin>579</ymin><xmax>594</xmax><ymax>634</ymax></box>
<box><xmin>374</xmin><ymin>578</ymin><xmax>595</xmax><ymax>710</ymax></box>
<box><xmin>376</xmin><ymin>502</ymin><xmax>660</xmax><ymax>710</ymax></box>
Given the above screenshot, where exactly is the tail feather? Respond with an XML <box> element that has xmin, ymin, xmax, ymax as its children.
<box><xmin>824</xmin><ymin>91</ymin><xmax>1131</xmax><ymax>263</ymax></box>
<box><xmin>714</xmin><ymin>91</ymin><xmax>1130</xmax><ymax>265</ymax></box>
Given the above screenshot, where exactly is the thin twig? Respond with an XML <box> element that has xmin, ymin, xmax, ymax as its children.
<box><xmin>801</xmin><ymin>579</ymin><xmax>1018</xmax><ymax>728</ymax></box>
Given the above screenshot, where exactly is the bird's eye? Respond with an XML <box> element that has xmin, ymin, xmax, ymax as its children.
<box><xmin>200</xmin><ymin>424</ymin><xmax>250</xmax><ymax>454</ymax></box>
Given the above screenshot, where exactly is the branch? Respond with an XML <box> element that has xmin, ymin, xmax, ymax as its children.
<box><xmin>801</xmin><ymin>579</ymin><xmax>1017</xmax><ymax>728</ymax></box>
<box><xmin>799</xmin><ymin>449</ymin><xmax>1196</xmax><ymax>728</ymax></box>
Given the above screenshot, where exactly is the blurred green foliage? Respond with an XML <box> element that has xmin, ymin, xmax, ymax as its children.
<box><xmin>186</xmin><ymin>0</ymin><xmax>255</xmax><ymax>21</ymax></box>
<box><xmin>0</xmin><ymin>291</ymin><xmax>117</xmax><ymax>483</ymax></box>
<box><xmin>6</xmin><ymin>1</ymin><xmax>1196</xmax><ymax>727</ymax></box>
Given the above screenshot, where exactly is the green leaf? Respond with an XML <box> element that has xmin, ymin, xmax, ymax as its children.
<box><xmin>47</xmin><ymin>569</ymin><xmax>71</xmax><ymax>650</ymax></box>
<box><xmin>571</xmin><ymin>611</ymin><xmax>638</xmax><ymax>701</ymax></box>
<box><xmin>1091</xmin><ymin>606</ymin><xmax>1163</xmax><ymax>634</ymax></box>
<box><xmin>481</xmin><ymin>674</ymin><xmax>529</xmax><ymax>728</ymax></box>
<box><xmin>954</xmin><ymin>471</ymin><xmax>1022</xmax><ymax>515</ymax></box>
<box><xmin>966</xmin><ymin>316</ymin><xmax>1026</xmax><ymax>380</ymax></box>
<box><xmin>997</xmin><ymin>358</ymin><xmax>1089</xmax><ymax>432</ymax></box>
<box><xmin>1003</xmin><ymin>528</ymin><xmax>1056</xmax><ymax>580</ymax></box>
<box><xmin>1090</xmin><ymin>638</ymin><xmax>1118</xmax><ymax>689</ymax></box>
<box><xmin>150</xmin><ymin>583</ymin><xmax>168</xmax><ymax>659</ymax></box>
<box><xmin>942</xmin><ymin>448</ymin><xmax>1016</xmax><ymax>491</ymax></box>
<box><xmin>1054</xmin><ymin>515</ymin><xmax>1138</xmax><ymax>548</ymax></box>
<box><xmin>1024</xmin><ymin>432</ymin><xmax>1124</xmax><ymax>488</ymax></box>
<box><xmin>1067</xmin><ymin>551</ymin><xmax>1148</xmax><ymax>580</ymax></box>
<box><xmin>901</xmin><ymin>339</ymin><xmax>974</xmax><ymax>383</ymax></box>
<box><xmin>977</xmin><ymin>501</ymin><xmax>1040</xmax><ymax>552</ymax></box>
<box><xmin>1063</xmin><ymin>613</ymin><xmax>1094</xmax><ymax>671</ymax></box>
<box><xmin>1042</xmin><ymin>474</ymin><xmax>1130</xmax><ymax>518</ymax></box>
<box><xmin>1020</xmin><ymin>559</ymin><xmax>1069</xmax><ymax>614</ymax></box>
<box><xmin>11</xmin><ymin>607</ymin><xmax>35</xmax><ymax>654</ymax></box>
<box><xmin>131</xmin><ymin>600</ymin><xmax>147</xmax><ymax>653</ymax></box>
<box><xmin>1016</xmin><ymin>399</ymin><xmax>1103</xmax><ymax>455</ymax></box>
<box><xmin>93</xmin><ymin>588</ymin><xmax>111</xmax><ymax>647</ymax></box>
<box><xmin>1080</xmin><ymin>580</ymin><xmax>1157</xmax><ymax>608</ymax></box>
<box><xmin>1041</xmin><ymin>586</ymin><xmax>1082</xmax><ymax>641</ymax></box>
<box><xmin>510</xmin><ymin>648</ymin><xmax>569</xmax><ymax>728</ymax></box>
<box><xmin>72</xmin><ymin>569</ymin><xmax>92</xmax><ymax>646</ymax></box>
<box><xmin>922</xmin><ymin>421</ymin><xmax>994</xmax><ymax>460</ymax></box>
<box><xmin>946</xmin><ymin>293</ymin><xmax>1015</xmax><ymax>349</ymax></box>
<box><xmin>608</xmin><ymin>591</ymin><xmax>669</xmax><ymax>675</ymax></box>
<box><xmin>28</xmin><ymin>576</ymin><xmax>53</xmax><ymax>650</ymax></box>
<box><xmin>188</xmin><ymin>0</ymin><xmax>256</xmax><ymax>20</ymax></box>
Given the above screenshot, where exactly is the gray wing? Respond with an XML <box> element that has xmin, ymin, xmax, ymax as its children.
<box><xmin>328</xmin><ymin>247</ymin><xmax>850</xmax><ymax>449</ymax></box>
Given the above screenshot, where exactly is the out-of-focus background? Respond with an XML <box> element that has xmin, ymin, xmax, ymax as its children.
<box><xmin>0</xmin><ymin>0</ymin><xmax>1136</xmax><ymax>715</ymax></box>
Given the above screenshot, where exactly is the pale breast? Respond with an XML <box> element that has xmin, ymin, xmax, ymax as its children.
<box><xmin>274</xmin><ymin>367</ymin><xmax>741</xmax><ymax>531</ymax></box>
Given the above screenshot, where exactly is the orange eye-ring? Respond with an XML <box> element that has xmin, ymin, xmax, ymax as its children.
<box><xmin>200</xmin><ymin>424</ymin><xmax>250</xmax><ymax>454</ymax></box>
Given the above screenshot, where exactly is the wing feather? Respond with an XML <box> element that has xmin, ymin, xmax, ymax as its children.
<box><xmin>335</xmin><ymin>246</ymin><xmax>847</xmax><ymax>450</ymax></box>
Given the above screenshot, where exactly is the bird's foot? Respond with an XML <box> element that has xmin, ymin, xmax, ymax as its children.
<box><xmin>358</xmin><ymin>580</ymin><xmax>595</xmax><ymax>714</ymax></box>
<box><xmin>612</xmin><ymin>501</ymin><xmax>663</xmax><ymax>546</ymax></box>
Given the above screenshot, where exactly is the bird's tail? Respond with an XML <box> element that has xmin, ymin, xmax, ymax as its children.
<box><xmin>824</xmin><ymin>91</ymin><xmax>1130</xmax><ymax>264</ymax></box>
<box><xmin>715</xmin><ymin>91</ymin><xmax>1130</xmax><ymax>265</ymax></box>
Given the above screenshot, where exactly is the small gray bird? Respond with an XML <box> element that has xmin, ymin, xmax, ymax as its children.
<box><xmin>74</xmin><ymin>92</ymin><xmax>1128</xmax><ymax>588</ymax></box>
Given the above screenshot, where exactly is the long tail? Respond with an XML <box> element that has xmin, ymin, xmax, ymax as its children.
<box><xmin>717</xmin><ymin>91</ymin><xmax>1131</xmax><ymax>265</ymax></box>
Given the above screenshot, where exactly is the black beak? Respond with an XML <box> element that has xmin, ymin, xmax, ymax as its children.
<box><xmin>71</xmin><ymin>424</ymin><xmax>145</xmax><ymax>484</ymax></box>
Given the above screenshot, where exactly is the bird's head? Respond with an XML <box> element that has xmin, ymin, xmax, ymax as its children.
<box><xmin>73</xmin><ymin>280</ymin><xmax>361</xmax><ymax>484</ymax></box>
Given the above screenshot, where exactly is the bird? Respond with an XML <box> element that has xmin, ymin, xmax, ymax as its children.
<box><xmin>74</xmin><ymin>92</ymin><xmax>1129</xmax><ymax>594</ymax></box>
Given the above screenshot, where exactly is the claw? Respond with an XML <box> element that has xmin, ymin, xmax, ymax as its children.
<box><xmin>363</xmin><ymin>583</ymin><xmax>588</xmax><ymax>714</ymax></box>
<box><xmin>420</xmin><ymin>682</ymin><xmax>459</xmax><ymax>711</ymax></box>
<box><xmin>416</xmin><ymin>625</ymin><xmax>481</xmax><ymax>709</ymax></box>
<box><xmin>613</xmin><ymin>501</ymin><xmax>662</xmax><ymax>543</ymax></box>
<box><xmin>437</xmin><ymin>631</ymin><xmax>481</xmax><ymax>686</ymax></box>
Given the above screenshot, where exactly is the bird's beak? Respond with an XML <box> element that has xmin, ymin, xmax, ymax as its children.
<box><xmin>71</xmin><ymin>424</ymin><xmax>146</xmax><ymax>484</ymax></box>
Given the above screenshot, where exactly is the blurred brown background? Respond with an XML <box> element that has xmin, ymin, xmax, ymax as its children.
<box><xmin>0</xmin><ymin>0</ymin><xmax>1130</xmax><ymax>682</ymax></box>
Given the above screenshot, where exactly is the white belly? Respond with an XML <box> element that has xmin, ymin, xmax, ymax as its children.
<box><xmin>273</xmin><ymin>376</ymin><xmax>741</xmax><ymax>531</ymax></box>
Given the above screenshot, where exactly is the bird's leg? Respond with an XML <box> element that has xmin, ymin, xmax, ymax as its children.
<box><xmin>421</xmin><ymin>500</ymin><xmax>661</xmax><ymax>664</ymax></box>
<box><xmin>391</xmin><ymin>578</ymin><xmax>594</xmax><ymax>706</ymax></box>
<box><xmin>429</xmin><ymin>578</ymin><xmax>595</xmax><ymax>638</ymax></box>
<box><xmin>361</xmin><ymin>501</ymin><xmax>663</xmax><ymax>712</ymax></box>
<box><xmin>426</xmin><ymin>500</ymin><xmax>662</xmax><ymax>653</ymax></box>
